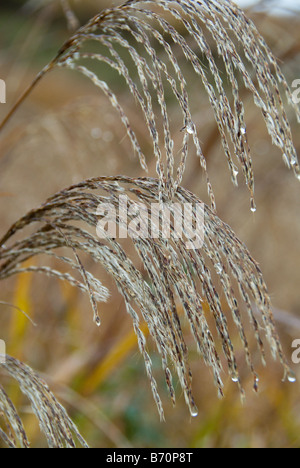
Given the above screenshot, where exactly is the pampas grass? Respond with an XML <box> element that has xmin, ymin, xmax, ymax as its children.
<box><xmin>0</xmin><ymin>175</ymin><xmax>296</xmax><ymax>420</ymax></box>
<box><xmin>0</xmin><ymin>356</ymin><xmax>88</xmax><ymax>448</ymax></box>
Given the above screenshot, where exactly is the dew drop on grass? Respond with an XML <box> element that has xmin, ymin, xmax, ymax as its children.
<box><xmin>291</xmin><ymin>155</ymin><xmax>298</xmax><ymax>166</ymax></box>
<box><xmin>287</xmin><ymin>370</ymin><xmax>296</xmax><ymax>383</ymax></box>
<box><xmin>186</xmin><ymin>122</ymin><xmax>195</xmax><ymax>134</ymax></box>
<box><xmin>232</xmin><ymin>166</ymin><xmax>239</xmax><ymax>185</ymax></box>
<box><xmin>250</xmin><ymin>198</ymin><xmax>257</xmax><ymax>213</ymax></box>
<box><xmin>94</xmin><ymin>316</ymin><xmax>101</xmax><ymax>327</ymax></box>
<box><xmin>253</xmin><ymin>375</ymin><xmax>259</xmax><ymax>392</ymax></box>
<box><xmin>190</xmin><ymin>404</ymin><xmax>198</xmax><ymax>417</ymax></box>
<box><xmin>233</xmin><ymin>168</ymin><xmax>239</xmax><ymax>178</ymax></box>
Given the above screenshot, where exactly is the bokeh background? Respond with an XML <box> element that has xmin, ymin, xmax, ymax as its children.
<box><xmin>0</xmin><ymin>0</ymin><xmax>300</xmax><ymax>448</ymax></box>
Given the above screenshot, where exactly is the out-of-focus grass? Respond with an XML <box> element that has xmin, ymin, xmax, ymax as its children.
<box><xmin>0</xmin><ymin>0</ymin><xmax>300</xmax><ymax>448</ymax></box>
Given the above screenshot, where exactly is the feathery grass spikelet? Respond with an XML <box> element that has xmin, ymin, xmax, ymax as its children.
<box><xmin>0</xmin><ymin>176</ymin><xmax>295</xmax><ymax>417</ymax></box>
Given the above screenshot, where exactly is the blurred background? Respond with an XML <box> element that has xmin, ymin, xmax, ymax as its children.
<box><xmin>0</xmin><ymin>0</ymin><xmax>300</xmax><ymax>448</ymax></box>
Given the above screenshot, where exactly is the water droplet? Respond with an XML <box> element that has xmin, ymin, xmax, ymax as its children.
<box><xmin>190</xmin><ymin>404</ymin><xmax>198</xmax><ymax>417</ymax></box>
<box><xmin>250</xmin><ymin>198</ymin><xmax>257</xmax><ymax>213</ymax></box>
<box><xmin>253</xmin><ymin>375</ymin><xmax>259</xmax><ymax>392</ymax></box>
<box><xmin>185</xmin><ymin>122</ymin><xmax>195</xmax><ymax>134</ymax></box>
<box><xmin>232</xmin><ymin>167</ymin><xmax>239</xmax><ymax>186</ymax></box>
<box><xmin>94</xmin><ymin>316</ymin><xmax>101</xmax><ymax>327</ymax></box>
<box><xmin>291</xmin><ymin>155</ymin><xmax>298</xmax><ymax>166</ymax></box>
<box><xmin>241</xmin><ymin>126</ymin><xmax>246</xmax><ymax>135</ymax></box>
<box><xmin>232</xmin><ymin>376</ymin><xmax>239</xmax><ymax>383</ymax></box>
<box><xmin>287</xmin><ymin>370</ymin><xmax>296</xmax><ymax>383</ymax></box>
<box><xmin>214</xmin><ymin>263</ymin><xmax>222</xmax><ymax>275</ymax></box>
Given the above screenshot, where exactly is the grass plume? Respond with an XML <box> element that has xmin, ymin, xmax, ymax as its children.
<box><xmin>0</xmin><ymin>176</ymin><xmax>295</xmax><ymax>420</ymax></box>
<box><xmin>1</xmin><ymin>0</ymin><xmax>299</xmax><ymax>209</ymax></box>
<box><xmin>0</xmin><ymin>356</ymin><xmax>88</xmax><ymax>448</ymax></box>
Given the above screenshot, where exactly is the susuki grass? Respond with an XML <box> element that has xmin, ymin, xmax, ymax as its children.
<box><xmin>0</xmin><ymin>174</ymin><xmax>296</xmax><ymax>422</ymax></box>
<box><xmin>0</xmin><ymin>356</ymin><xmax>89</xmax><ymax>448</ymax></box>
<box><xmin>0</xmin><ymin>0</ymin><xmax>299</xmax><ymax>448</ymax></box>
<box><xmin>1</xmin><ymin>0</ymin><xmax>299</xmax><ymax>208</ymax></box>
